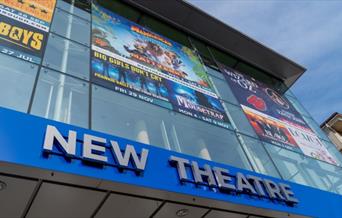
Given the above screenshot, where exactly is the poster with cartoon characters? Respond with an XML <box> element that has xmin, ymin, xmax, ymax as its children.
<box><xmin>220</xmin><ymin>64</ymin><xmax>338</xmax><ymax>165</ymax></box>
<box><xmin>91</xmin><ymin>3</ymin><xmax>230</xmax><ymax>129</ymax></box>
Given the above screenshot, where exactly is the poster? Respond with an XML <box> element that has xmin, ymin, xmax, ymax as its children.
<box><xmin>0</xmin><ymin>0</ymin><xmax>56</xmax><ymax>63</ymax></box>
<box><xmin>91</xmin><ymin>4</ymin><xmax>229</xmax><ymax>129</ymax></box>
<box><xmin>220</xmin><ymin>64</ymin><xmax>338</xmax><ymax>165</ymax></box>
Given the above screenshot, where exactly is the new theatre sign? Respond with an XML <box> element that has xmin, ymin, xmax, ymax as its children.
<box><xmin>43</xmin><ymin>125</ymin><xmax>299</xmax><ymax>205</ymax></box>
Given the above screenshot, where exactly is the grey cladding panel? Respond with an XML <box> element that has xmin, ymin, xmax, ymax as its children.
<box><xmin>154</xmin><ymin>202</ymin><xmax>208</xmax><ymax>218</ymax></box>
<box><xmin>0</xmin><ymin>175</ymin><xmax>37</xmax><ymax>218</ymax></box>
<box><xmin>95</xmin><ymin>193</ymin><xmax>162</xmax><ymax>218</ymax></box>
<box><xmin>27</xmin><ymin>182</ymin><xmax>106</xmax><ymax>218</ymax></box>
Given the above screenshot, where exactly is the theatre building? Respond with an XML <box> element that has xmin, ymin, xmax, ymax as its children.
<box><xmin>1</xmin><ymin>0</ymin><xmax>342</xmax><ymax>217</ymax></box>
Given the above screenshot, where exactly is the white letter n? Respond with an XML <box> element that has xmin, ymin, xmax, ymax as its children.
<box><xmin>43</xmin><ymin>125</ymin><xmax>77</xmax><ymax>156</ymax></box>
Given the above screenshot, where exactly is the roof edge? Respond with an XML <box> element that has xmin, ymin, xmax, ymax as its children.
<box><xmin>122</xmin><ymin>0</ymin><xmax>306</xmax><ymax>87</ymax></box>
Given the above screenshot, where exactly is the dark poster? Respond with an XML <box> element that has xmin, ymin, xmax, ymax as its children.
<box><xmin>220</xmin><ymin>64</ymin><xmax>338</xmax><ymax>165</ymax></box>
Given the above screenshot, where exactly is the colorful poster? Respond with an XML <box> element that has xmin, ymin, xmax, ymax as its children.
<box><xmin>0</xmin><ymin>0</ymin><xmax>55</xmax><ymax>25</ymax></box>
<box><xmin>0</xmin><ymin>0</ymin><xmax>56</xmax><ymax>63</ymax></box>
<box><xmin>220</xmin><ymin>64</ymin><xmax>338</xmax><ymax>165</ymax></box>
<box><xmin>91</xmin><ymin>4</ymin><xmax>229</xmax><ymax>129</ymax></box>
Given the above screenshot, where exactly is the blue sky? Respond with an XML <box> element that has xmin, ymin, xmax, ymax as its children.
<box><xmin>188</xmin><ymin>0</ymin><xmax>342</xmax><ymax>124</ymax></box>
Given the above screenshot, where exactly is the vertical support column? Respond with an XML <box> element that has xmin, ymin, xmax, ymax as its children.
<box><xmin>135</xmin><ymin>120</ymin><xmax>150</xmax><ymax>144</ymax></box>
<box><xmin>160</xmin><ymin>120</ymin><xmax>171</xmax><ymax>150</ymax></box>
<box><xmin>197</xmin><ymin>138</ymin><xmax>211</xmax><ymax>161</ymax></box>
<box><xmin>53</xmin><ymin>1</ymin><xmax>75</xmax><ymax>122</ymax></box>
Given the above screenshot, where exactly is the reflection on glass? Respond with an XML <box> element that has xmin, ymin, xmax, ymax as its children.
<box><xmin>206</xmin><ymin>66</ymin><xmax>225</xmax><ymax>80</ymax></box>
<box><xmin>286</xmin><ymin>95</ymin><xmax>310</xmax><ymax>117</ymax></box>
<box><xmin>51</xmin><ymin>8</ymin><xmax>90</xmax><ymax>46</ymax></box>
<box><xmin>284</xmin><ymin>88</ymin><xmax>296</xmax><ymax>98</ymax></box>
<box><xmin>171</xmin><ymin>115</ymin><xmax>252</xmax><ymax>170</ymax></box>
<box><xmin>91</xmin><ymin>85</ymin><xmax>171</xmax><ymax>149</ymax></box>
<box><xmin>30</xmin><ymin>68</ymin><xmax>89</xmax><ymax>128</ymax></box>
<box><xmin>264</xmin><ymin>143</ymin><xmax>314</xmax><ymax>187</ymax></box>
<box><xmin>0</xmin><ymin>54</ymin><xmax>37</xmax><ymax>112</ymax></box>
<box><xmin>43</xmin><ymin>34</ymin><xmax>90</xmax><ymax>80</ymax></box>
<box><xmin>235</xmin><ymin>62</ymin><xmax>273</xmax><ymax>87</ymax></box>
<box><xmin>56</xmin><ymin>0</ymin><xmax>91</xmax><ymax>20</ymax></box>
<box><xmin>223</xmin><ymin>102</ymin><xmax>258</xmax><ymax>138</ymax></box>
<box><xmin>91</xmin><ymin>85</ymin><xmax>251</xmax><ymax>170</ymax></box>
<box><xmin>140</xmin><ymin>15</ymin><xmax>191</xmax><ymax>47</ymax></box>
<box><xmin>262</xmin><ymin>142</ymin><xmax>342</xmax><ymax>193</ymax></box>
<box><xmin>238</xmin><ymin>135</ymin><xmax>281</xmax><ymax>178</ymax></box>
<box><xmin>210</xmin><ymin>75</ymin><xmax>238</xmax><ymax>105</ymax></box>
<box><xmin>209</xmin><ymin>47</ymin><xmax>237</xmax><ymax>67</ymax></box>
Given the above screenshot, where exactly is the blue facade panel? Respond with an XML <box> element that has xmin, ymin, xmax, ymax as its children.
<box><xmin>0</xmin><ymin>107</ymin><xmax>340</xmax><ymax>217</ymax></box>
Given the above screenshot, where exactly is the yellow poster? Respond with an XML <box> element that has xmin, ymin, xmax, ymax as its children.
<box><xmin>0</xmin><ymin>0</ymin><xmax>56</xmax><ymax>23</ymax></box>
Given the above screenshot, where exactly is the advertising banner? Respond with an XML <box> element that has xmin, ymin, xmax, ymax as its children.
<box><xmin>91</xmin><ymin>4</ymin><xmax>229</xmax><ymax>129</ymax></box>
<box><xmin>220</xmin><ymin>64</ymin><xmax>338</xmax><ymax>165</ymax></box>
<box><xmin>0</xmin><ymin>0</ymin><xmax>56</xmax><ymax>63</ymax></box>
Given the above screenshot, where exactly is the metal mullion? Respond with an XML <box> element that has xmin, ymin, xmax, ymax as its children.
<box><xmin>56</xmin><ymin>5</ymin><xmax>91</xmax><ymax>22</ymax></box>
<box><xmin>206</xmin><ymin>44</ymin><xmax>259</xmax><ymax>172</ymax></box>
<box><xmin>88</xmin><ymin>0</ymin><xmax>93</xmax><ymax>130</ymax></box>
<box><xmin>50</xmin><ymin>31</ymin><xmax>90</xmax><ymax>48</ymax></box>
<box><xmin>41</xmin><ymin>65</ymin><xmax>90</xmax><ymax>83</ymax></box>
<box><xmin>27</xmin><ymin>0</ymin><xmax>59</xmax><ymax>114</ymax></box>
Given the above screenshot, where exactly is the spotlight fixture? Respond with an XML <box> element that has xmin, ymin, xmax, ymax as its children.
<box><xmin>176</xmin><ymin>208</ymin><xmax>189</xmax><ymax>217</ymax></box>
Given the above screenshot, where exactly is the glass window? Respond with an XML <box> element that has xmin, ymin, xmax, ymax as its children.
<box><xmin>30</xmin><ymin>68</ymin><xmax>89</xmax><ymax>128</ymax></box>
<box><xmin>264</xmin><ymin>142</ymin><xmax>332</xmax><ymax>191</ymax></box>
<box><xmin>0</xmin><ymin>54</ymin><xmax>37</xmax><ymax>113</ymax></box>
<box><xmin>284</xmin><ymin>88</ymin><xmax>296</xmax><ymax>98</ymax></box>
<box><xmin>206</xmin><ymin>65</ymin><xmax>225</xmax><ymax>80</ymax></box>
<box><xmin>303</xmin><ymin>157</ymin><xmax>342</xmax><ymax>194</ymax></box>
<box><xmin>91</xmin><ymin>85</ymin><xmax>172</xmax><ymax>150</ymax></box>
<box><xmin>234</xmin><ymin>62</ymin><xmax>274</xmax><ymax>87</ymax></box>
<box><xmin>302</xmin><ymin>115</ymin><xmax>330</xmax><ymax>141</ymax></box>
<box><xmin>56</xmin><ymin>0</ymin><xmax>91</xmax><ymax>21</ymax></box>
<box><xmin>43</xmin><ymin>34</ymin><xmax>90</xmax><ymax>80</ymax></box>
<box><xmin>170</xmin><ymin>112</ymin><xmax>251</xmax><ymax>170</ymax></box>
<box><xmin>286</xmin><ymin>95</ymin><xmax>310</xmax><ymax>117</ymax></box>
<box><xmin>223</xmin><ymin>102</ymin><xmax>258</xmax><ymax>138</ymax></box>
<box><xmin>98</xmin><ymin>0</ymin><xmax>141</xmax><ymax>22</ymax></box>
<box><xmin>209</xmin><ymin>74</ymin><xmax>239</xmax><ymax>105</ymax></box>
<box><xmin>140</xmin><ymin>15</ymin><xmax>191</xmax><ymax>48</ymax></box>
<box><xmin>208</xmin><ymin>47</ymin><xmax>237</xmax><ymax>68</ymax></box>
<box><xmin>189</xmin><ymin>37</ymin><xmax>211</xmax><ymax>59</ymax></box>
<box><xmin>314</xmin><ymin>160</ymin><xmax>342</xmax><ymax>194</ymax></box>
<box><xmin>201</xmin><ymin>56</ymin><xmax>218</xmax><ymax>71</ymax></box>
<box><xmin>238</xmin><ymin>135</ymin><xmax>281</xmax><ymax>178</ymax></box>
<box><xmin>272</xmin><ymin>79</ymin><xmax>288</xmax><ymax>94</ymax></box>
<box><xmin>51</xmin><ymin>8</ymin><xmax>90</xmax><ymax>46</ymax></box>
<box><xmin>264</xmin><ymin>143</ymin><xmax>313</xmax><ymax>186</ymax></box>
<box><xmin>92</xmin><ymin>85</ymin><xmax>251</xmax><ymax>170</ymax></box>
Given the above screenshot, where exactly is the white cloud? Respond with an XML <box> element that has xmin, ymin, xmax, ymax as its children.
<box><xmin>188</xmin><ymin>0</ymin><xmax>342</xmax><ymax>123</ymax></box>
